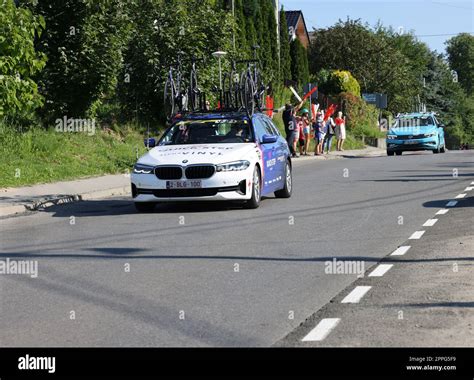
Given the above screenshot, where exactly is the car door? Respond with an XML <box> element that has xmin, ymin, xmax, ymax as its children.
<box><xmin>262</xmin><ymin>116</ymin><xmax>287</xmax><ymax>186</ymax></box>
<box><xmin>252</xmin><ymin>115</ymin><xmax>279</xmax><ymax>194</ymax></box>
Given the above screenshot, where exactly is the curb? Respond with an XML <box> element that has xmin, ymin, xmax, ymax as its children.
<box><xmin>0</xmin><ymin>185</ymin><xmax>131</xmax><ymax>218</ymax></box>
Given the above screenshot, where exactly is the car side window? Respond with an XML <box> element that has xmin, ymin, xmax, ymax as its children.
<box><xmin>253</xmin><ymin>117</ymin><xmax>268</xmax><ymax>142</ymax></box>
<box><xmin>263</xmin><ymin>117</ymin><xmax>280</xmax><ymax>136</ymax></box>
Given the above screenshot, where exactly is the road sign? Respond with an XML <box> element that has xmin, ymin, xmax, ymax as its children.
<box><xmin>362</xmin><ymin>93</ymin><xmax>387</xmax><ymax>109</ymax></box>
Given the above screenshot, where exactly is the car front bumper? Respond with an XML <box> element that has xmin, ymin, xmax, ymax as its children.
<box><xmin>131</xmin><ymin>168</ymin><xmax>253</xmax><ymax>202</ymax></box>
<box><xmin>387</xmin><ymin>137</ymin><xmax>438</xmax><ymax>151</ymax></box>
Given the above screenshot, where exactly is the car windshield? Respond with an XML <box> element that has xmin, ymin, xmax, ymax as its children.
<box><xmin>159</xmin><ymin>119</ymin><xmax>253</xmax><ymax>145</ymax></box>
<box><xmin>393</xmin><ymin>116</ymin><xmax>435</xmax><ymax>128</ymax></box>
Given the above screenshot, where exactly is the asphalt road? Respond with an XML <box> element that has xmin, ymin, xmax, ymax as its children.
<box><xmin>0</xmin><ymin>150</ymin><xmax>473</xmax><ymax>347</ymax></box>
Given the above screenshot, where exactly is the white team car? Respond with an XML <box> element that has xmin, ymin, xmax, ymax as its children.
<box><xmin>131</xmin><ymin>111</ymin><xmax>293</xmax><ymax>212</ymax></box>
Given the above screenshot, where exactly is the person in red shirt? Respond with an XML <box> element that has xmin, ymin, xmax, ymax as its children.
<box><xmin>335</xmin><ymin>112</ymin><xmax>347</xmax><ymax>151</ymax></box>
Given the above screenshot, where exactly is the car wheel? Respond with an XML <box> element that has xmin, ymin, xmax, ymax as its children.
<box><xmin>135</xmin><ymin>202</ymin><xmax>156</xmax><ymax>213</ymax></box>
<box><xmin>387</xmin><ymin>151</ymin><xmax>395</xmax><ymax>156</ymax></box>
<box><xmin>440</xmin><ymin>146</ymin><xmax>446</xmax><ymax>153</ymax></box>
<box><xmin>433</xmin><ymin>141</ymin><xmax>441</xmax><ymax>154</ymax></box>
<box><xmin>275</xmin><ymin>161</ymin><xmax>292</xmax><ymax>198</ymax></box>
<box><xmin>396</xmin><ymin>151</ymin><xmax>403</xmax><ymax>156</ymax></box>
<box><xmin>244</xmin><ymin>166</ymin><xmax>261</xmax><ymax>209</ymax></box>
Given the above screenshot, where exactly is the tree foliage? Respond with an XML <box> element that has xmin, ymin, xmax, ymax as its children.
<box><xmin>0</xmin><ymin>0</ymin><xmax>47</xmax><ymax>122</ymax></box>
<box><xmin>446</xmin><ymin>33</ymin><xmax>474</xmax><ymax>96</ymax></box>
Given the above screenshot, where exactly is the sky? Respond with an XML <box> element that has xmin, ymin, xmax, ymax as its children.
<box><xmin>280</xmin><ymin>0</ymin><xmax>473</xmax><ymax>54</ymax></box>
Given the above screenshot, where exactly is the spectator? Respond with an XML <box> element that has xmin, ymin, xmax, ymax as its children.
<box><xmin>335</xmin><ymin>111</ymin><xmax>346</xmax><ymax>151</ymax></box>
<box><xmin>313</xmin><ymin>110</ymin><xmax>325</xmax><ymax>156</ymax></box>
<box><xmin>300</xmin><ymin>108</ymin><xmax>311</xmax><ymax>155</ymax></box>
<box><xmin>282</xmin><ymin>104</ymin><xmax>296</xmax><ymax>156</ymax></box>
<box><xmin>323</xmin><ymin>116</ymin><xmax>336</xmax><ymax>154</ymax></box>
<box><xmin>283</xmin><ymin>101</ymin><xmax>304</xmax><ymax>158</ymax></box>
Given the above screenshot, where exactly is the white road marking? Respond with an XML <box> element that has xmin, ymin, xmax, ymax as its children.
<box><xmin>464</xmin><ymin>187</ymin><xmax>473</xmax><ymax>192</ymax></box>
<box><xmin>455</xmin><ymin>194</ymin><xmax>467</xmax><ymax>199</ymax></box>
<box><xmin>471</xmin><ymin>181</ymin><xmax>474</xmax><ymax>185</ymax></box>
<box><xmin>302</xmin><ymin>318</ymin><xmax>341</xmax><ymax>342</ymax></box>
<box><xmin>341</xmin><ymin>286</ymin><xmax>372</xmax><ymax>304</ymax></box>
<box><xmin>409</xmin><ymin>231</ymin><xmax>425</xmax><ymax>239</ymax></box>
<box><xmin>368</xmin><ymin>264</ymin><xmax>393</xmax><ymax>277</ymax></box>
<box><xmin>423</xmin><ymin>219</ymin><xmax>438</xmax><ymax>227</ymax></box>
<box><xmin>391</xmin><ymin>246</ymin><xmax>411</xmax><ymax>256</ymax></box>
<box><xmin>436</xmin><ymin>209</ymin><xmax>449</xmax><ymax>215</ymax></box>
<box><xmin>446</xmin><ymin>201</ymin><xmax>458</xmax><ymax>207</ymax></box>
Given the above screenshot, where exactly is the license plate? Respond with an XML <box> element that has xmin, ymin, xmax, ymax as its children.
<box><xmin>404</xmin><ymin>140</ymin><xmax>418</xmax><ymax>145</ymax></box>
<box><xmin>166</xmin><ymin>180</ymin><xmax>202</xmax><ymax>189</ymax></box>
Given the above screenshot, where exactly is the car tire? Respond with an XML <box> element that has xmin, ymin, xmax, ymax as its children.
<box><xmin>275</xmin><ymin>161</ymin><xmax>292</xmax><ymax>199</ymax></box>
<box><xmin>244</xmin><ymin>166</ymin><xmax>261</xmax><ymax>209</ymax></box>
<box><xmin>134</xmin><ymin>202</ymin><xmax>156</xmax><ymax>213</ymax></box>
<box><xmin>387</xmin><ymin>151</ymin><xmax>395</xmax><ymax>156</ymax></box>
<box><xmin>433</xmin><ymin>141</ymin><xmax>441</xmax><ymax>154</ymax></box>
<box><xmin>396</xmin><ymin>151</ymin><xmax>403</xmax><ymax>156</ymax></box>
<box><xmin>440</xmin><ymin>146</ymin><xmax>446</xmax><ymax>153</ymax></box>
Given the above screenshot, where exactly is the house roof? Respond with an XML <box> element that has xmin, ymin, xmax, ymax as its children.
<box><xmin>285</xmin><ymin>10</ymin><xmax>310</xmax><ymax>43</ymax></box>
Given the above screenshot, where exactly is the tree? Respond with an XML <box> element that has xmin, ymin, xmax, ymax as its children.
<box><xmin>290</xmin><ymin>39</ymin><xmax>309</xmax><ymax>87</ymax></box>
<box><xmin>27</xmin><ymin>0</ymin><xmax>131</xmax><ymax>122</ymax></box>
<box><xmin>279</xmin><ymin>6</ymin><xmax>291</xmax><ymax>82</ymax></box>
<box><xmin>0</xmin><ymin>0</ymin><xmax>47</xmax><ymax>123</ymax></box>
<box><xmin>319</xmin><ymin>70</ymin><xmax>361</xmax><ymax>97</ymax></box>
<box><xmin>446</xmin><ymin>33</ymin><xmax>474</xmax><ymax>96</ymax></box>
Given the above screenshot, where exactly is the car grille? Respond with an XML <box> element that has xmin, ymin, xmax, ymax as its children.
<box><xmin>155</xmin><ymin>166</ymin><xmax>183</xmax><ymax>180</ymax></box>
<box><xmin>397</xmin><ymin>134</ymin><xmax>425</xmax><ymax>140</ymax></box>
<box><xmin>185</xmin><ymin>165</ymin><xmax>215</xmax><ymax>179</ymax></box>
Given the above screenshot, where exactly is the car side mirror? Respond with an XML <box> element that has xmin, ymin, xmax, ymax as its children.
<box><xmin>261</xmin><ymin>134</ymin><xmax>278</xmax><ymax>144</ymax></box>
<box><xmin>439</xmin><ymin>124</ymin><xmax>446</xmax><ymax>128</ymax></box>
<box><xmin>144</xmin><ymin>138</ymin><xmax>157</xmax><ymax>148</ymax></box>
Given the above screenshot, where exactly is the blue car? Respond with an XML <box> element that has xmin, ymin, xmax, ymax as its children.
<box><xmin>131</xmin><ymin>111</ymin><xmax>292</xmax><ymax>211</ymax></box>
<box><xmin>386</xmin><ymin>112</ymin><xmax>446</xmax><ymax>156</ymax></box>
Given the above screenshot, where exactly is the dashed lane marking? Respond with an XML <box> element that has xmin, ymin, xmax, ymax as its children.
<box><xmin>302</xmin><ymin>318</ymin><xmax>341</xmax><ymax>342</ymax></box>
<box><xmin>368</xmin><ymin>264</ymin><xmax>393</xmax><ymax>277</ymax></box>
<box><xmin>391</xmin><ymin>246</ymin><xmax>411</xmax><ymax>256</ymax></box>
<box><xmin>455</xmin><ymin>194</ymin><xmax>467</xmax><ymax>199</ymax></box>
<box><xmin>423</xmin><ymin>219</ymin><xmax>438</xmax><ymax>227</ymax></box>
<box><xmin>436</xmin><ymin>209</ymin><xmax>449</xmax><ymax>215</ymax></box>
<box><xmin>464</xmin><ymin>187</ymin><xmax>473</xmax><ymax>192</ymax></box>
<box><xmin>409</xmin><ymin>231</ymin><xmax>425</xmax><ymax>240</ymax></box>
<box><xmin>446</xmin><ymin>201</ymin><xmax>458</xmax><ymax>207</ymax></box>
<box><xmin>341</xmin><ymin>286</ymin><xmax>372</xmax><ymax>304</ymax></box>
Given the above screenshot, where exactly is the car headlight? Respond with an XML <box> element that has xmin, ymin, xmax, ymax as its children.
<box><xmin>424</xmin><ymin>132</ymin><xmax>437</xmax><ymax>138</ymax></box>
<box><xmin>216</xmin><ymin>160</ymin><xmax>251</xmax><ymax>172</ymax></box>
<box><xmin>387</xmin><ymin>135</ymin><xmax>397</xmax><ymax>140</ymax></box>
<box><xmin>133</xmin><ymin>164</ymin><xmax>155</xmax><ymax>174</ymax></box>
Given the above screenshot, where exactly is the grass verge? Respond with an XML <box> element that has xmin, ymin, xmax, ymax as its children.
<box><xmin>0</xmin><ymin>124</ymin><xmax>151</xmax><ymax>188</ymax></box>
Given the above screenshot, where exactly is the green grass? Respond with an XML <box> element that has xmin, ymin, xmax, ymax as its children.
<box><xmin>0</xmin><ymin>124</ymin><xmax>152</xmax><ymax>188</ymax></box>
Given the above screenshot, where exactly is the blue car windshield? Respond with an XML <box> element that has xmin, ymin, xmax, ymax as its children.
<box><xmin>394</xmin><ymin>116</ymin><xmax>435</xmax><ymax>128</ymax></box>
<box><xmin>159</xmin><ymin>119</ymin><xmax>254</xmax><ymax>145</ymax></box>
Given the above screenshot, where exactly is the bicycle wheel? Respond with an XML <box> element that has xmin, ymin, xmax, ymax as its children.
<box><xmin>189</xmin><ymin>70</ymin><xmax>199</xmax><ymax>112</ymax></box>
<box><xmin>254</xmin><ymin>72</ymin><xmax>266</xmax><ymax>111</ymax></box>
<box><xmin>240</xmin><ymin>72</ymin><xmax>256</xmax><ymax>117</ymax></box>
<box><xmin>164</xmin><ymin>77</ymin><xmax>175</xmax><ymax>120</ymax></box>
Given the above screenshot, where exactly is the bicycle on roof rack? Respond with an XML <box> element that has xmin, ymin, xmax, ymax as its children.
<box><xmin>237</xmin><ymin>45</ymin><xmax>267</xmax><ymax>116</ymax></box>
<box><xmin>188</xmin><ymin>55</ymin><xmax>207</xmax><ymax>112</ymax></box>
<box><xmin>222</xmin><ymin>59</ymin><xmax>241</xmax><ymax>110</ymax></box>
<box><xmin>164</xmin><ymin>52</ymin><xmax>188</xmax><ymax>121</ymax></box>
